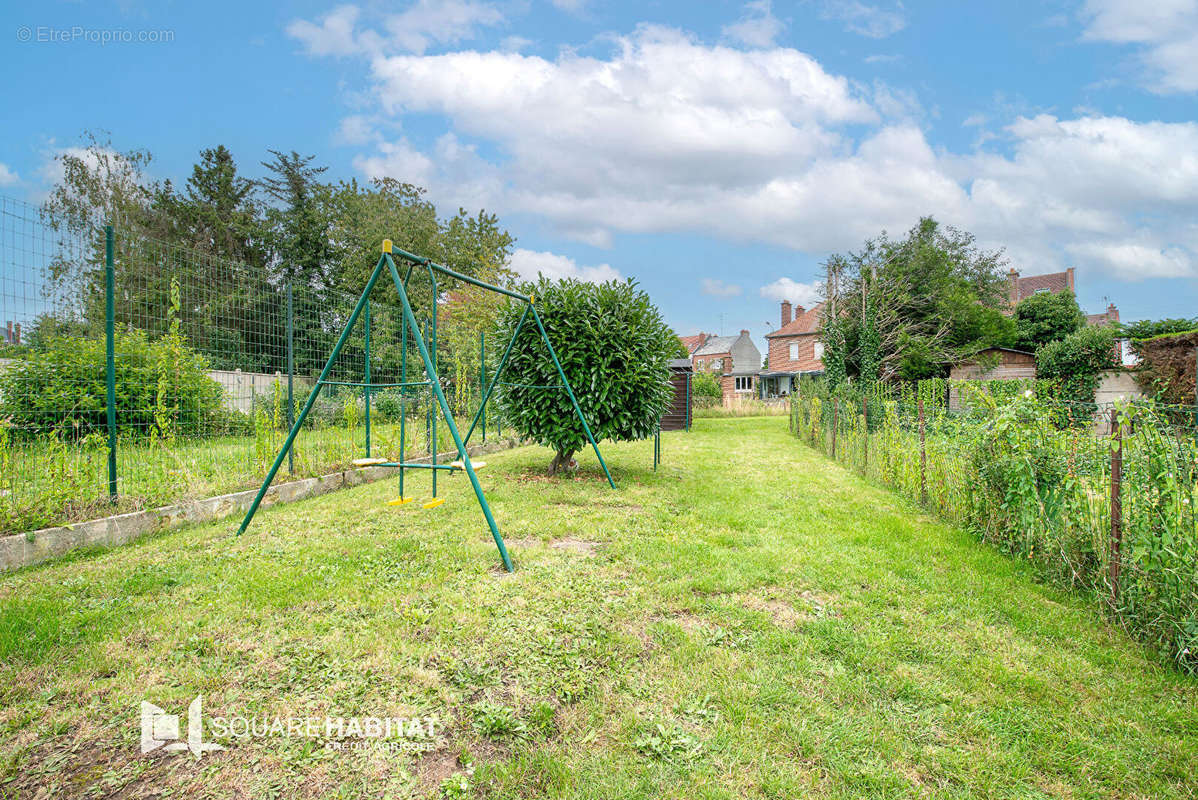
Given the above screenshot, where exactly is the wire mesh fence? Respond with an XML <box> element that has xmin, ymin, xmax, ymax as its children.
<box><xmin>0</xmin><ymin>195</ymin><xmax>507</xmax><ymax>535</ymax></box>
<box><xmin>789</xmin><ymin>381</ymin><xmax>1198</xmax><ymax>672</ymax></box>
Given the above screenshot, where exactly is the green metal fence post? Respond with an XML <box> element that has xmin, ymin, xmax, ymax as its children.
<box><xmin>463</xmin><ymin>306</ymin><xmax>529</xmax><ymax>446</ymax></box>
<box><xmin>286</xmin><ymin>281</ymin><xmax>295</xmax><ymax>474</ymax></box>
<box><xmin>384</xmin><ymin>255</ymin><xmax>514</xmax><ymax>572</ymax></box>
<box><xmin>529</xmin><ymin>304</ymin><xmax>616</xmax><ymax>490</ymax></box>
<box><xmin>364</xmin><ymin>299</ymin><xmax>372</xmax><ymax>458</ymax></box>
<box><xmin>104</xmin><ymin>225</ymin><xmax>117</xmax><ymax>503</ymax></box>
<box><xmin>237</xmin><ymin>255</ymin><xmax>389</xmax><ymax>535</ymax></box>
<box><xmin>474</xmin><ymin>330</ymin><xmax>479</xmax><ymax>443</ymax></box>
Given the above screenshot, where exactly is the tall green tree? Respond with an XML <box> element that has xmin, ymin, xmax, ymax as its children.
<box><xmin>1013</xmin><ymin>290</ymin><xmax>1085</xmax><ymax>351</ymax></box>
<box><xmin>820</xmin><ymin>217</ymin><xmax>1014</xmax><ymax>382</ymax></box>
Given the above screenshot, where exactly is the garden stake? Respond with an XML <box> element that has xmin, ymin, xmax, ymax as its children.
<box><xmin>1109</xmin><ymin>407</ymin><xmax>1122</xmax><ymax>607</ymax></box>
<box><xmin>918</xmin><ymin>395</ymin><xmax>927</xmax><ymax>506</ymax></box>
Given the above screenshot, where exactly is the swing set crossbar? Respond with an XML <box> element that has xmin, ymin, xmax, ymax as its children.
<box><xmin>236</xmin><ymin>240</ymin><xmax>617</xmax><ymax>573</ymax></box>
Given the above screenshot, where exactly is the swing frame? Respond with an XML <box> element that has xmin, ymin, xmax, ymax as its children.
<box><xmin>235</xmin><ymin>240</ymin><xmax>615</xmax><ymax>572</ymax></box>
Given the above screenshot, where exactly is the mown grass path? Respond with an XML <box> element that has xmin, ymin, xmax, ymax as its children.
<box><xmin>0</xmin><ymin>417</ymin><xmax>1194</xmax><ymax>798</ymax></box>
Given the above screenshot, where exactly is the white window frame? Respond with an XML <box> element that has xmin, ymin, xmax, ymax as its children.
<box><xmin>734</xmin><ymin>376</ymin><xmax>752</xmax><ymax>392</ymax></box>
<box><xmin>813</xmin><ymin>340</ymin><xmax>825</xmax><ymax>360</ymax></box>
<box><xmin>788</xmin><ymin>342</ymin><xmax>799</xmax><ymax>361</ymax></box>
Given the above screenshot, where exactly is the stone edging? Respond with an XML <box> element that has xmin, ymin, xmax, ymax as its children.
<box><xmin>0</xmin><ymin>438</ymin><xmax>525</xmax><ymax>574</ymax></box>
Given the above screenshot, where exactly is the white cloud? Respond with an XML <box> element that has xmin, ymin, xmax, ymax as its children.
<box><xmin>820</xmin><ymin>1</ymin><xmax>907</xmax><ymax>39</ymax></box>
<box><xmin>334</xmin><ymin>115</ymin><xmax>379</xmax><ymax>146</ymax></box>
<box><xmin>1081</xmin><ymin>0</ymin><xmax>1198</xmax><ymax>93</ymax></box>
<box><xmin>722</xmin><ymin>1</ymin><xmax>784</xmax><ymax>48</ymax></box>
<box><xmin>287</xmin><ymin>5</ymin><xmax>364</xmax><ymax>56</ymax></box>
<box><xmin>508</xmin><ymin>248</ymin><xmax>621</xmax><ymax>283</ymax></box>
<box><xmin>701</xmin><ymin>278</ymin><xmax>743</xmax><ymax>297</ymax></box>
<box><xmin>294</xmin><ymin>14</ymin><xmax>1198</xmax><ymax>283</ymax></box>
<box><xmin>760</xmin><ymin>277</ymin><xmax>822</xmax><ymax>307</ymax></box>
<box><xmin>287</xmin><ymin>1</ymin><xmax>504</xmax><ymax>57</ymax></box>
<box><xmin>0</xmin><ymin>163</ymin><xmax>19</xmax><ymax>187</ymax></box>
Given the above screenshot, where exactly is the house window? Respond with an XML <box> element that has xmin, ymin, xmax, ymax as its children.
<box><xmin>713</xmin><ymin>358</ymin><xmax>723</xmax><ymax>371</ymax></box>
<box><xmin>734</xmin><ymin>376</ymin><xmax>752</xmax><ymax>392</ymax></box>
<box><xmin>788</xmin><ymin>342</ymin><xmax>799</xmax><ymax>360</ymax></box>
<box><xmin>813</xmin><ymin>340</ymin><xmax>824</xmax><ymax>360</ymax></box>
<box><xmin>696</xmin><ymin>359</ymin><xmax>704</xmax><ymax>370</ymax></box>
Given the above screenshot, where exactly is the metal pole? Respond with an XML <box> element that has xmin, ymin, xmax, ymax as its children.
<box><xmin>238</xmin><ymin>255</ymin><xmax>388</xmax><ymax>535</ymax></box>
<box><xmin>427</xmin><ymin>319</ymin><xmax>436</xmax><ymax>498</ymax></box>
<box><xmin>480</xmin><ymin>331</ymin><xmax>486</xmax><ymax>443</ymax></box>
<box><xmin>399</xmin><ymin>310</ymin><xmax>407</xmax><ymax>499</ymax></box>
<box><xmin>918</xmin><ymin>396</ymin><xmax>927</xmax><ymax>505</ymax></box>
<box><xmin>654</xmin><ymin>428</ymin><xmax>660</xmax><ymax>470</ymax></box>
<box><xmin>286</xmin><ymin>281</ymin><xmax>294</xmax><ymax>474</ymax></box>
<box><xmin>530</xmin><ymin>304</ymin><xmax>617</xmax><ymax>490</ymax></box>
<box><xmin>464</xmin><ymin>306</ymin><xmax>529</xmax><ymax>446</ymax></box>
<box><xmin>364</xmin><ymin>299</ymin><xmax>372</xmax><ymax>458</ymax></box>
<box><xmin>685</xmin><ymin>372</ymin><xmax>691</xmax><ymax>431</ymax></box>
<box><xmin>1109</xmin><ymin>407</ymin><xmax>1123</xmax><ymax>607</ymax></box>
<box><xmin>104</xmin><ymin>225</ymin><xmax>117</xmax><ymax>503</ymax></box>
<box><xmin>384</xmin><ymin>255</ymin><xmax>514</xmax><ymax>572</ymax></box>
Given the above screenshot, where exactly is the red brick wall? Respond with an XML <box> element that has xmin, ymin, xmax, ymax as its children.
<box><xmin>693</xmin><ymin>351</ymin><xmax>730</xmax><ymax>374</ymax></box>
<box><xmin>721</xmin><ymin>374</ymin><xmax>757</xmax><ymax>405</ymax></box>
<box><xmin>767</xmin><ymin>333</ymin><xmax>822</xmax><ymax>373</ymax></box>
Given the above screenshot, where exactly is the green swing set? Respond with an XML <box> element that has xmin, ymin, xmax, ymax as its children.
<box><xmin>236</xmin><ymin>240</ymin><xmax>616</xmax><ymax>572</ymax></box>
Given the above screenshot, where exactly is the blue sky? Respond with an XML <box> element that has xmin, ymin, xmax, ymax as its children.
<box><xmin>2</xmin><ymin>1</ymin><xmax>1196</xmax><ymax>350</ymax></box>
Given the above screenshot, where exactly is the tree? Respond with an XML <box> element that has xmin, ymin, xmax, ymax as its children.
<box><xmin>493</xmin><ymin>278</ymin><xmax>675</xmax><ymax>475</ymax></box>
<box><xmin>820</xmin><ymin>217</ymin><xmax>1014</xmax><ymax>383</ymax></box>
<box><xmin>1035</xmin><ymin>324</ymin><xmax>1118</xmax><ymax>404</ymax></box>
<box><xmin>1013</xmin><ymin>290</ymin><xmax>1085</xmax><ymax>351</ymax></box>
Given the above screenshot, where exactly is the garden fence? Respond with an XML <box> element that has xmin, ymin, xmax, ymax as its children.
<box><xmin>789</xmin><ymin>384</ymin><xmax>1198</xmax><ymax>672</ymax></box>
<box><xmin>0</xmin><ymin>195</ymin><xmax>505</xmax><ymax>535</ymax></box>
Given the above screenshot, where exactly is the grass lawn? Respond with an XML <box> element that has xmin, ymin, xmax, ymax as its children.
<box><xmin>0</xmin><ymin>417</ymin><xmax>1194</xmax><ymax>799</ymax></box>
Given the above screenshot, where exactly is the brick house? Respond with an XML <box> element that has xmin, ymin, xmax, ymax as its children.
<box><xmin>692</xmin><ymin>330</ymin><xmax>761</xmax><ymax>405</ymax></box>
<box><xmin>1006</xmin><ymin>267</ymin><xmax>1120</xmax><ymax>326</ymax></box>
<box><xmin>677</xmin><ymin>332</ymin><xmax>709</xmax><ymax>356</ymax></box>
<box><xmin>760</xmin><ymin>300</ymin><xmax>825</xmax><ymax>397</ymax></box>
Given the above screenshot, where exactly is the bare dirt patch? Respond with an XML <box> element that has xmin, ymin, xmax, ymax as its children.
<box><xmin>549</xmin><ymin>538</ymin><xmax>598</xmax><ymax>556</ymax></box>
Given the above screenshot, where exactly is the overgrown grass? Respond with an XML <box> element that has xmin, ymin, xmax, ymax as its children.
<box><xmin>0</xmin><ymin>412</ymin><xmax>478</xmax><ymax>535</ymax></box>
<box><xmin>0</xmin><ymin>418</ymin><xmax>1194</xmax><ymax>798</ymax></box>
<box><xmin>692</xmin><ymin>397</ymin><xmax>787</xmax><ymax>418</ymax></box>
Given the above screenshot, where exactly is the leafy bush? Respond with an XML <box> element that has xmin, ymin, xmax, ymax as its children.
<box><xmin>1014</xmin><ymin>289</ymin><xmax>1085</xmax><ymax>351</ymax></box>
<box><xmin>691</xmin><ymin>371</ymin><xmax>722</xmax><ymax>401</ymax></box>
<box><xmin>1035</xmin><ymin>324</ymin><xmax>1118</xmax><ymax>404</ymax></box>
<box><xmin>0</xmin><ymin>330</ymin><xmax>223</xmax><ymax>439</ymax></box>
<box><xmin>493</xmin><ymin>277</ymin><xmax>675</xmax><ymax>474</ymax></box>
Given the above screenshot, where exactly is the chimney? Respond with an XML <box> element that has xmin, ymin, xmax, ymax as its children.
<box><xmin>781</xmin><ymin>300</ymin><xmax>792</xmax><ymax>327</ymax></box>
<box><xmin>1107</xmin><ymin>302</ymin><xmax>1119</xmax><ymax>323</ymax></box>
<box><xmin>1007</xmin><ymin>268</ymin><xmax>1020</xmax><ymax>305</ymax></box>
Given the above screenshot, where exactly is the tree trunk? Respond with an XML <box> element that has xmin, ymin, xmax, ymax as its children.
<box><xmin>547</xmin><ymin>448</ymin><xmax>578</xmax><ymax>476</ymax></box>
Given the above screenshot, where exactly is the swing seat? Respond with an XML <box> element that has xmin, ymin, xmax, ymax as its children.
<box><xmin>353</xmin><ymin>457</ymin><xmax>388</xmax><ymax>467</ymax></box>
<box><xmin>386</xmin><ymin>497</ymin><xmax>414</xmax><ymax>506</ymax></box>
<box><xmin>450</xmin><ymin>460</ymin><xmax>486</xmax><ymax>471</ymax></box>
<box><xmin>423</xmin><ymin>498</ymin><xmax>445</xmax><ymax>509</ymax></box>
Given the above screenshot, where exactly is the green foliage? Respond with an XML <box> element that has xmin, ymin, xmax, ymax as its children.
<box><xmin>1035</xmin><ymin>324</ymin><xmax>1118</xmax><ymax>404</ymax></box>
<box><xmin>1014</xmin><ymin>290</ymin><xmax>1086</xmax><ymax>351</ymax></box>
<box><xmin>1122</xmin><ymin>317</ymin><xmax>1198</xmax><ymax>341</ymax></box>
<box><xmin>822</xmin><ymin>217</ymin><xmax>1013</xmax><ymax>382</ymax></box>
<box><xmin>493</xmin><ymin>278</ymin><xmax>675</xmax><ymax>465</ymax></box>
<box><xmin>0</xmin><ymin>330</ymin><xmax>223</xmax><ymax>439</ymax></box>
<box><xmin>792</xmin><ymin>385</ymin><xmax>1198</xmax><ymax>672</ymax></box>
<box><xmin>690</xmin><ymin>371</ymin><xmax>722</xmax><ymax>401</ymax></box>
